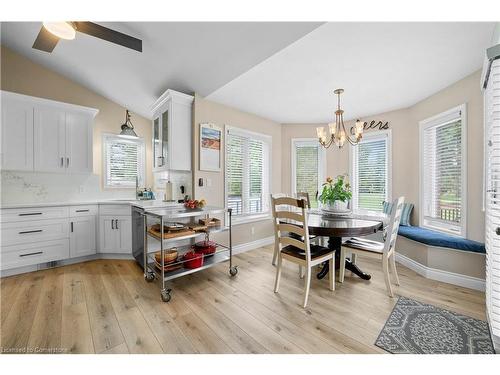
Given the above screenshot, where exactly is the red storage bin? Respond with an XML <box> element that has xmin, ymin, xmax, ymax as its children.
<box><xmin>183</xmin><ymin>250</ymin><xmax>204</xmax><ymax>269</ymax></box>
<box><xmin>194</xmin><ymin>240</ymin><xmax>217</xmax><ymax>256</ymax></box>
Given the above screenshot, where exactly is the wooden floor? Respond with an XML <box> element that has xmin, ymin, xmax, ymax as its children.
<box><xmin>0</xmin><ymin>245</ymin><xmax>486</xmax><ymax>354</ymax></box>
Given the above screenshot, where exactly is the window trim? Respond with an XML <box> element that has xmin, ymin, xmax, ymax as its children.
<box><xmin>349</xmin><ymin>129</ymin><xmax>392</xmax><ymax>212</ymax></box>
<box><xmin>291</xmin><ymin>138</ymin><xmax>326</xmax><ymax>203</ymax></box>
<box><xmin>419</xmin><ymin>104</ymin><xmax>467</xmax><ymax>237</ymax></box>
<box><xmin>102</xmin><ymin>133</ymin><xmax>146</xmax><ymax>189</ymax></box>
<box><xmin>224</xmin><ymin>125</ymin><xmax>272</xmax><ymax>223</ymax></box>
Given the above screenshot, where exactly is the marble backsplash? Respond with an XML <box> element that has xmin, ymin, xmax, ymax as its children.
<box><xmin>1</xmin><ymin>171</ymin><xmax>137</xmax><ymax>205</ymax></box>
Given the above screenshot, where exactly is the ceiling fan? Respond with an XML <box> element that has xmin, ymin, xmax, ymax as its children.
<box><xmin>32</xmin><ymin>22</ymin><xmax>142</xmax><ymax>53</ymax></box>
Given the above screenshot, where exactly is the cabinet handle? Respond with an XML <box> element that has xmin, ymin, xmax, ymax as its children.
<box><xmin>111</xmin><ymin>219</ymin><xmax>115</xmax><ymax>230</ymax></box>
<box><xmin>115</xmin><ymin>219</ymin><xmax>119</xmax><ymax>230</ymax></box>
<box><xmin>60</xmin><ymin>157</ymin><xmax>64</xmax><ymax>167</ymax></box>
<box><xmin>66</xmin><ymin>157</ymin><xmax>70</xmax><ymax>167</ymax></box>
<box><xmin>19</xmin><ymin>229</ymin><xmax>43</xmax><ymax>234</ymax></box>
<box><xmin>19</xmin><ymin>251</ymin><xmax>43</xmax><ymax>257</ymax></box>
<box><xmin>71</xmin><ymin>222</ymin><xmax>74</xmax><ymax>232</ymax></box>
<box><xmin>19</xmin><ymin>212</ymin><xmax>42</xmax><ymax>216</ymax></box>
<box><xmin>76</xmin><ymin>209</ymin><xmax>89</xmax><ymax>213</ymax></box>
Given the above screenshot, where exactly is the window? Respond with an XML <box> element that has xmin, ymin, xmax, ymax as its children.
<box><xmin>225</xmin><ymin>127</ymin><xmax>271</xmax><ymax>219</ymax></box>
<box><xmin>291</xmin><ymin>139</ymin><xmax>325</xmax><ymax>208</ymax></box>
<box><xmin>350</xmin><ymin>130</ymin><xmax>391</xmax><ymax>212</ymax></box>
<box><xmin>103</xmin><ymin>134</ymin><xmax>145</xmax><ymax>188</ymax></box>
<box><xmin>420</xmin><ymin>105</ymin><xmax>466</xmax><ymax>236</ymax></box>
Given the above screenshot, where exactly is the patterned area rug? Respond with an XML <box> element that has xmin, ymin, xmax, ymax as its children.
<box><xmin>375</xmin><ymin>296</ymin><xmax>494</xmax><ymax>354</ymax></box>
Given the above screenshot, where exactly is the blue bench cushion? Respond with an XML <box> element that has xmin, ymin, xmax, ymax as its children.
<box><xmin>397</xmin><ymin>226</ymin><xmax>485</xmax><ymax>254</ymax></box>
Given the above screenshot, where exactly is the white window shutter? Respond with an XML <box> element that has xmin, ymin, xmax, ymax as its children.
<box><xmin>103</xmin><ymin>135</ymin><xmax>145</xmax><ymax>188</ymax></box>
<box><xmin>294</xmin><ymin>141</ymin><xmax>322</xmax><ymax>208</ymax></box>
<box><xmin>421</xmin><ymin>109</ymin><xmax>464</xmax><ymax>235</ymax></box>
<box><xmin>352</xmin><ymin>134</ymin><xmax>389</xmax><ymax>211</ymax></box>
<box><xmin>485</xmin><ymin>59</ymin><xmax>500</xmax><ymax>341</ymax></box>
<box><xmin>226</xmin><ymin>128</ymin><xmax>271</xmax><ymax>217</ymax></box>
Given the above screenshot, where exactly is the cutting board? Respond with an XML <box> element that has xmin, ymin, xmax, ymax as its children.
<box><xmin>148</xmin><ymin>227</ymin><xmax>196</xmax><ymax>240</ymax></box>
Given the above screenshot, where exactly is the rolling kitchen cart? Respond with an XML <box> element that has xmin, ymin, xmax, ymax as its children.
<box><xmin>141</xmin><ymin>206</ymin><xmax>237</xmax><ymax>302</ymax></box>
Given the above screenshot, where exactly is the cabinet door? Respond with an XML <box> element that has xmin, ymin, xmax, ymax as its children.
<box><xmin>152</xmin><ymin>117</ymin><xmax>162</xmax><ymax>170</ymax></box>
<box><xmin>116</xmin><ymin>217</ymin><xmax>132</xmax><ymax>254</ymax></box>
<box><xmin>66</xmin><ymin>112</ymin><xmax>92</xmax><ymax>173</ymax></box>
<box><xmin>0</xmin><ymin>97</ymin><xmax>34</xmax><ymax>171</ymax></box>
<box><xmin>169</xmin><ymin>102</ymin><xmax>192</xmax><ymax>171</ymax></box>
<box><xmin>34</xmin><ymin>105</ymin><xmax>66</xmax><ymax>173</ymax></box>
<box><xmin>161</xmin><ymin>109</ymin><xmax>169</xmax><ymax>168</ymax></box>
<box><xmin>70</xmin><ymin>216</ymin><xmax>96</xmax><ymax>258</ymax></box>
<box><xmin>98</xmin><ymin>216</ymin><xmax>117</xmax><ymax>253</ymax></box>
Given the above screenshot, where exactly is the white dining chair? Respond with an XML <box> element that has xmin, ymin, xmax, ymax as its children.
<box><xmin>272</xmin><ymin>196</ymin><xmax>335</xmax><ymax>308</ymax></box>
<box><xmin>338</xmin><ymin>196</ymin><xmax>405</xmax><ymax>297</ymax></box>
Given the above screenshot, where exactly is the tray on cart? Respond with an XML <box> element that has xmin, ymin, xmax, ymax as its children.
<box><xmin>147</xmin><ymin>226</ymin><xmax>196</xmax><ymax>240</ymax></box>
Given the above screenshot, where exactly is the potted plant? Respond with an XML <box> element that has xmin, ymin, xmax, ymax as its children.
<box><xmin>318</xmin><ymin>174</ymin><xmax>352</xmax><ymax>212</ymax></box>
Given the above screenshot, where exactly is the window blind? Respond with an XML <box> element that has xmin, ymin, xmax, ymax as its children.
<box><xmin>352</xmin><ymin>135</ymin><xmax>389</xmax><ymax>211</ymax></box>
<box><xmin>422</xmin><ymin>111</ymin><xmax>463</xmax><ymax>235</ymax></box>
<box><xmin>485</xmin><ymin>59</ymin><xmax>500</xmax><ymax>340</ymax></box>
<box><xmin>104</xmin><ymin>135</ymin><xmax>145</xmax><ymax>187</ymax></box>
<box><xmin>294</xmin><ymin>142</ymin><xmax>321</xmax><ymax>208</ymax></box>
<box><xmin>226</xmin><ymin>128</ymin><xmax>270</xmax><ymax>217</ymax></box>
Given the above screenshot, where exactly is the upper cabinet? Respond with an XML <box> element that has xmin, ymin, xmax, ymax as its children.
<box><xmin>151</xmin><ymin>89</ymin><xmax>193</xmax><ymax>172</ymax></box>
<box><xmin>1</xmin><ymin>91</ymin><xmax>98</xmax><ymax>174</ymax></box>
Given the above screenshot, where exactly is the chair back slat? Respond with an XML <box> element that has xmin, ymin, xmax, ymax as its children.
<box><xmin>271</xmin><ymin>195</ymin><xmax>311</xmax><ymax>261</ymax></box>
<box><xmin>278</xmin><ymin>223</ymin><xmax>305</xmax><ymax>237</ymax></box>
<box><xmin>384</xmin><ymin>196</ymin><xmax>405</xmax><ymax>253</ymax></box>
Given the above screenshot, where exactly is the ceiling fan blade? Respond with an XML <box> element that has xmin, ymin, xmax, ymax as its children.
<box><xmin>73</xmin><ymin>22</ymin><xmax>142</xmax><ymax>52</ymax></box>
<box><xmin>32</xmin><ymin>26</ymin><xmax>59</xmax><ymax>52</ymax></box>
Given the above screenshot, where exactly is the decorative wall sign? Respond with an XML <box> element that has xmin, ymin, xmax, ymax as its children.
<box><xmin>199</xmin><ymin>123</ymin><xmax>222</xmax><ymax>172</ymax></box>
<box><xmin>349</xmin><ymin>120</ymin><xmax>389</xmax><ymax>136</ymax></box>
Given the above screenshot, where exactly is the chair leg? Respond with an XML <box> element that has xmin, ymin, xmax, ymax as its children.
<box><xmin>272</xmin><ymin>243</ymin><xmax>278</xmax><ymax>266</ymax></box>
<box><xmin>390</xmin><ymin>252</ymin><xmax>400</xmax><ymax>286</ymax></box>
<box><xmin>274</xmin><ymin>255</ymin><xmax>282</xmax><ymax>293</ymax></box>
<box><xmin>382</xmin><ymin>254</ymin><xmax>394</xmax><ymax>297</ymax></box>
<box><xmin>351</xmin><ymin>253</ymin><xmax>357</xmax><ymax>265</ymax></box>
<box><xmin>328</xmin><ymin>256</ymin><xmax>335</xmax><ymax>291</ymax></box>
<box><xmin>299</xmin><ymin>265</ymin><xmax>305</xmax><ymax>279</ymax></box>
<box><xmin>339</xmin><ymin>247</ymin><xmax>346</xmax><ymax>283</ymax></box>
<box><xmin>303</xmin><ymin>268</ymin><xmax>311</xmax><ymax>308</ymax></box>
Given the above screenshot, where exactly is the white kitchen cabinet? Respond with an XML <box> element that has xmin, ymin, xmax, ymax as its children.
<box><xmin>99</xmin><ymin>215</ymin><xmax>132</xmax><ymax>254</ymax></box>
<box><xmin>1</xmin><ymin>90</ymin><xmax>97</xmax><ymax>174</ymax></box>
<box><xmin>70</xmin><ymin>216</ymin><xmax>96</xmax><ymax>258</ymax></box>
<box><xmin>151</xmin><ymin>89</ymin><xmax>193</xmax><ymax>172</ymax></box>
<box><xmin>34</xmin><ymin>105</ymin><xmax>66</xmax><ymax>172</ymax></box>
<box><xmin>0</xmin><ymin>94</ymin><xmax>34</xmax><ymax>171</ymax></box>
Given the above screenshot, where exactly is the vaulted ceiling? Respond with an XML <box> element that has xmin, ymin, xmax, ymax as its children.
<box><xmin>1</xmin><ymin>22</ymin><xmax>495</xmax><ymax>122</ymax></box>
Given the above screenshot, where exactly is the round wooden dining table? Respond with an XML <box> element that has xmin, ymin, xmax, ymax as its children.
<box><xmin>306</xmin><ymin>211</ymin><xmax>387</xmax><ymax>280</ymax></box>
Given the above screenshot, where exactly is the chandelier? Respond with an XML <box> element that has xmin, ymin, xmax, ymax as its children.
<box><xmin>317</xmin><ymin>89</ymin><xmax>364</xmax><ymax>149</ymax></box>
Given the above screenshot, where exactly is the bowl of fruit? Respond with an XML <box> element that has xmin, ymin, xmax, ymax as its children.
<box><xmin>184</xmin><ymin>199</ymin><xmax>206</xmax><ymax>210</ymax></box>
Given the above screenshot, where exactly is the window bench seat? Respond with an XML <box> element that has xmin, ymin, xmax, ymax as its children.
<box><xmin>397</xmin><ymin>226</ymin><xmax>485</xmax><ymax>254</ymax></box>
<box><xmin>392</xmin><ymin>226</ymin><xmax>486</xmax><ymax>291</ymax></box>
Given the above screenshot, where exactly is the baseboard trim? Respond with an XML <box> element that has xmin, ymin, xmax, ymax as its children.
<box><xmin>395</xmin><ymin>253</ymin><xmax>486</xmax><ymax>291</ymax></box>
<box><xmin>232</xmin><ymin>236</ymin><xmax>274</xmax><ymax>255</ymax></box>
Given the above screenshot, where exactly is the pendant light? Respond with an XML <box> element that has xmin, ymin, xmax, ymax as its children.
<box><xmin>119</xmin><ymin>110</ymin><xmax>138</xmax><ymax>138</ymax></box>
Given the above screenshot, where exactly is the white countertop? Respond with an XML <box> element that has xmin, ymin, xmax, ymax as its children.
<box><xmin>0</xmin><ymin>199</ymin><xmax>183</xmax><ymax>210</ymax></box>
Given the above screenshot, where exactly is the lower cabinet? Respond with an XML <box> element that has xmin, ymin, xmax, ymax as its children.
<box><xmin>0</xmin><ymin>239</ymin><xmax>70</xmax><ymax>270</ymax></box>
<box><xmin>99</xmin><ymin>215</ymin><xmax>132</xmax><ymax>254</ymax></box>
<box><xmin>69</xmin><ymin>216</ymin><xmax>96</xmax><ymax>258</ymax></box>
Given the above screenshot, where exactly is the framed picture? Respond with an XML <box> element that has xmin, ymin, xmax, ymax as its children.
<box><xmin>199</xmin><ymin>123</ymin><xmax>222</xmax><ymax>171</ymax></box>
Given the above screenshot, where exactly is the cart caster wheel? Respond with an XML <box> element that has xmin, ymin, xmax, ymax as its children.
<box><xmin>144</xmin><ymin>272</ymin><xmax>155</xmax><ymax>282</ymax></box>
<box><xmin>229</xmin><ymin>266</ymin><xmax>238</xmax><ymax>277</ymax></box>
<box><xmin>161</xmin><ymin>289</ymin><xmax>171</xmax><ymax>303</ymax></box>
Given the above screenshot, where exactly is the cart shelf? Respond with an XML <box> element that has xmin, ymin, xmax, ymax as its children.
<box><xmin>146</xmin><ymin>225</ymin><xmax>227</xmax><ymax>244</ymax></box>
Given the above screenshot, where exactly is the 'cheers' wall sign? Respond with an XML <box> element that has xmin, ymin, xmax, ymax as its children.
<box><xmin>349</xmin><ymin>120</ymin><xmax>389</xmax><ymax>136</ymax></box>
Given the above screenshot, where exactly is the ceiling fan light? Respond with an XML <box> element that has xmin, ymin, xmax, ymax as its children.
<box><xmin>43</xmin><ymin>22</ymin><xmax>76</xmax><ymax>40</ymax></box>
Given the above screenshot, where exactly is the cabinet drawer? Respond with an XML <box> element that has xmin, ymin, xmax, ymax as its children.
<box><xmin>1</xmin><ymin>239</ymin><xmax>69</xmax><ymax>270</ymax></box>
<box><xmin>0</xmin><ymin>206</ymin><xmax>69</xmax><ymax>223</ymax></box>
<box><xmin>99</xmin><ymin>204</ymin><xmax>131</xmax><ymax>216</ymax></box>
<box><xmin>69</xmin><ymin>205</ymin><xmax>98</xmax><ymax>217</ymax></box>
<box><xmin>1</xmin><ymin>218</ymin><xmax>69</xmax><ymax>246</ymax></box>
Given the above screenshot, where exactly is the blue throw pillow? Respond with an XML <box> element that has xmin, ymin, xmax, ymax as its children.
<box><xmin>382</xmin><ymin>201</ymin><xmax>413</xmax><ymax>226</ymax></box>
